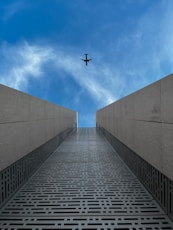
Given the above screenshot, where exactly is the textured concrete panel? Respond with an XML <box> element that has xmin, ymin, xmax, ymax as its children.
<box><xmin>29</xmin><ymin>120</ymin><xmax>46</xmax><ymax>149</ymax></box>
<box><xmin>121</xmin><ymin>95</ymin><xmax>134</xmax><ymax>119</ymax></box>
<box><xmin>0</xmin><ymin>122</ymin><xmax>30</xmax><ymax>170</ymax></box>
<box><xmin>120</xmin><ymin>118</ymin><xmax>134</xmax><ymax>150</ymax></box>
<box><xmin>0</xmin><ymin>84</ymin><xmax>77</xmax><ymax>171</ymax></box>
<box><xmin>161</xmin><ymin>73</ymin><xmax>173</xmax><ymax>123</ymax></box>
<box><xmin>134</xmin><ymin>121</ymin><xmax>162</xmax><ymax>173</ymax></box>
<box><xmin>113</xmin><ymin>118</ymin><xmax>121</xmax><ymax>139</ymax></box>
<box><xmin>30</xmin><ymin>98</ymin><xmax>45</xmax><ymax>120</ymax></box>
<box><xmin>162</xmin><ymin>123</ymin><xmax>173</xmax><ymax>180</ymax></box>
<box><xmin>0</xmin><ymin>86</ymin><xmax>30</xmax><ymax>123</ymax></box>
<box><xmin>96</xmin><ymin>74</ymin><xmax>173</xmax><ymax>181</ymax></box>
<box><xmin>134</xmin><ymin>81</ymin><xmax>161</xmax><ymax>122</ymax></box>
<box><xmin>113</xmin><ymin>100</ymin><xmax>121</xmax><ymax>118</ymax></box>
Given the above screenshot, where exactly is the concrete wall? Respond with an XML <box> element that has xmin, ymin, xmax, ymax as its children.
<box><xmin>0</xmin><ymin>84</ymin><xmax>77</xmax><ymax>171</ymax></box>
<box><xmin>96</xmin><ymin>73</ymin><xmax>173</xmax><ymax>181</ymax></box>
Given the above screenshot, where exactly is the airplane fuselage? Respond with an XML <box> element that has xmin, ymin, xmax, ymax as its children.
<box><xmin>82</xmin><ymin>54</ymin><xmax>92</xmax><ymax>66</ymax></box>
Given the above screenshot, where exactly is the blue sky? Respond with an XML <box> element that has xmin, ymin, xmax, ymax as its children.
<box><xmin>0</xmin><ymin>0</ymin><xmax>173</xmax><ymax>127</ymax></box>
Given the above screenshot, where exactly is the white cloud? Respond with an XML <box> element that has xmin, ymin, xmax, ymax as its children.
<box><xmin>1</xmin><ymin>0</ymin><xmax>173</xmax><ymax>109</ymax></box>
<box><xmin>1</xmin><ymin>0</ymin><xmax>173</xmax><ymax>129</ymax></box>
<box><xmin>51</xmin><ymin>52</ymin><xmax>117</xmax><ymax>105</ymax></box>
<box><xmin>0</xmin><ymin>41</ymin><xmax>117</xmax><ymax>106</ymax></box>
<box><xmin>0</xmin><ymin>41</ymin><xmax>53</xmax><ymax>89</ymax></box>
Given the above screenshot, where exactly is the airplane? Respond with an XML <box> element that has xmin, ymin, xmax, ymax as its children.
<box><xmin>81</xmin><ymin>54</ymin><xmax>92</xmax><ymax>66</ymax></box>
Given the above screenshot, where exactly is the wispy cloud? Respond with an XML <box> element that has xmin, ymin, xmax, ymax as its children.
<box><xmin>0</xmin><ymin>41</ymin><xmax>53</xmax><ymax>89</ymax></box>
<box><xmin>51</xmin><ymin>51</ymin><xmax>117</xmax><ymax>105</ymax></box>
<box><xmin>3</xmin><ymin>0</ymin><xmax>29</xmax><ymax>22</ymax></box>
<box><xmin>1</xmin><ymin>0</ymin><xmax>173</xmax><ymax>109</ymax></box>
<box><xmin>101</xmin><ymin>0</ymin><xmax>173</xmax><ymax>99</ymax></box>
<box><xmin>0</xmin><ymin>41</ymin><xmax>117</xmax><ymax>106</ymax></box>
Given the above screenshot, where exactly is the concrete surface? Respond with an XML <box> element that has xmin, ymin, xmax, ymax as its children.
<box><xmin>0</xmin><ymin>84</ymin><xmax>77</xmax><ymax>171</ymax></box>
<box><xmin>96</xmin><ymin>73</ymin><xmax>173</xmax><ymax>181</ymax></box>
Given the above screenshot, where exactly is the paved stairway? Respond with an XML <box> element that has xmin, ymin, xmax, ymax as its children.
<box><xmin>0</xmin><ymin>128</ymin><xmax>173</xmax><ymax>230</ymax></box>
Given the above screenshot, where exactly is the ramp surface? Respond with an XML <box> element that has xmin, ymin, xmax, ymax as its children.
<box><xmin>0</xmin><ymin>128</ymin><xmax>173</xmax><ymax>229</ymax></box>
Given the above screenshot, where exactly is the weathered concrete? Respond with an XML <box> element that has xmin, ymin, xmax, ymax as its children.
<box><xmin>96</xmin><ymin>73</ymin><xmax>173</xmax><ymax>181</ymax></box>
<box><xmin>0</xmin><ymin>84</ymin><xmax>77</xmax><ymax>171</ymax></box>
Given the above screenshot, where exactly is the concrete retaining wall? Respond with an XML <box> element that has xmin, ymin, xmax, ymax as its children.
<box><xmin>0</xmin><ymin>84</ymin><xmax>77</xmax><ymax>172</ymax></box>
<box><xmin>96</xmin><ymin>73</ymin><xmax>173</xmax><ymax>181</ymax></box>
